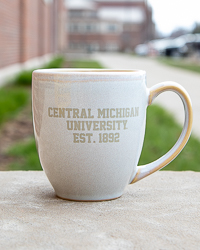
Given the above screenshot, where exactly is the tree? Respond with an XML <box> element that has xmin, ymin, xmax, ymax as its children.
<box><xmin>170</xmin><ymin>27</ymin><xmax>189</xmax><ymax>38</ymax></box>
<box><xmin>192</xmin><ymin>22</ymin><xmax>200</xmax><ymax>34</ymax></box>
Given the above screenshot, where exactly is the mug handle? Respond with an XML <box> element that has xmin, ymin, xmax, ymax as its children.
<box><xmin>130</xmin><ymin>81</ymin><xmax>193</xmax><ymax>184</ymax></box>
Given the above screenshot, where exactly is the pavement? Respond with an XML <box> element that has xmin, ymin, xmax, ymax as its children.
<box><xmin>0</xmin><ymin>171</ymin><xmax>200</xmax><ymax>249</ymax></box>
<box><xmin>92</xmin><ymin>53</ymin><xmax>200</xmax><ymax>138</ymax></box>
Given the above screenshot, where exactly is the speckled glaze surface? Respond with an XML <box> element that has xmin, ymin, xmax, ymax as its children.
<box><xmin>32</xmin><ymin>69</ymin><xmax>193</xmax><ymax>201</ymax></box>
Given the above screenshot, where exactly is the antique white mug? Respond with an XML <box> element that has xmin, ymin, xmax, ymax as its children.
<box><xmin>32</xmin><ymin>69</ymin><xmax>193</xmax><ymax>201</ymax></box>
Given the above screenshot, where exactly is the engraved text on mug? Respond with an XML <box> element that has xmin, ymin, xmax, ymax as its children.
<box><xmin>48</xmin><ymin>107</ymin><xmax>139</xmax><ymax>143</ymax></box>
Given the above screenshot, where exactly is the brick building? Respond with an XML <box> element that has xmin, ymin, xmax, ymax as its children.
<box><xmin>0</xmin><ymin>0</ymin><xmax>67</xmax><ymax>85</ymax></box>
<box><xmin>67</xmin><ymin>1</ymin><xmax>122</xmax><ymax>52</ymax></box>
<box><xmin>67</xmin><ymin>0</ymin><xmax>155</xmax><ymax>52</ymax></box>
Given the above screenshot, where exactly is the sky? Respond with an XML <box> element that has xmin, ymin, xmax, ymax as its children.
<box><xmin>66</xmin><ymin>0</ymin><xmax>200</xmax><ymax>36</ymax></box>
<box><xmin>147</xmin><ymin>0</ymin><xmax>200</xmax><ymax>35</ymax></box>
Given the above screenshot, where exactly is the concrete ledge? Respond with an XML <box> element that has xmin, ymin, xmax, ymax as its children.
<box><xmin>0</xmin><ymin>54</ymin><xmax>54</xmax><ymax>87</ymax></box>
<box><xmin>0</xmin><ymin>171</ymin><xmax>200</xmax><ymax>249</ymax></box>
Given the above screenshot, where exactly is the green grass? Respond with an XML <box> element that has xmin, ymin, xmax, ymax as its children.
<box><xmin>14</xmin><ymin>55</ymin><xmax>65</xmax><ymax>86</ymax></box>
<box><xmin>0</xmin><ymin>55</ymin><xmax>65</xmax><ymax>127</ymax></box>
<box><xmin>139</xmin><ymin>104</ymin><xmax>200</xmax><ymax>171</ymax></box>
<box><xmin>3</xmin><ymin>58</ymin><xmax>102</xmax><ymax>170</ymax></box>
<box><xmin>6</xmin><ymin>137</ymin><xmax>42</xmax><ymax>171</ymax></box>
<box><xmin>2</xmin><ymin>59</ymin><xmax>200</xmax><ymax>171</ymax></box>
<box><xmin>0</xmin><ymin>86</ymin><xmax>30</xmax><ymax>126</ymax></box>
<box><xmin>6</xmin><ymin>104</ymin><xmax>200</xmax><ymax>171</ymax></box>
<box><xmin>158</xmin><ymin>57</ymin><xmax>200</xmax><ymax>74</ymax></box>
<box><xmin>44</xmin><ymin>56</ymin><xmax>65</xmax><ymax>69</ymax></box>
<box><xmin>69</xmin><ymin>60</ymin><xmax>103</xmax><ymax>69</ymax></box>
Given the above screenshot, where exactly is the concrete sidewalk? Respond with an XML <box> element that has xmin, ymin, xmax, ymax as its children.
<box><xmin>92</xmin><ymin>53</ymin><xmax>200</xmax><ymax>138</ymax></box>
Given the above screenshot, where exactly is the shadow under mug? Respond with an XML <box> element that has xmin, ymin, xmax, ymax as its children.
<box><xmin>32</xmin><ymin>69</ymin><xmax>193</xmax><ymax>201</ymax></box>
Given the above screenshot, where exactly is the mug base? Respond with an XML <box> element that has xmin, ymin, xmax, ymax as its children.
<box><xmin>56</xmin><ymin>193</ymin><xmax>122</xmax><ymax>202</ymax></box>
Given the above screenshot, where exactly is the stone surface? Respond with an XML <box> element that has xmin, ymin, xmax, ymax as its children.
<box><xmin>0</xmin><ymin>171</ymin><xmax>200</xmax><ymax>249</ymax></box>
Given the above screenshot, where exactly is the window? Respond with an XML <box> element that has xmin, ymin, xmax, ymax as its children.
<box><xmin>85</xmin><ymin>24</ymin><xmax>97</xmax><ymax>33</ymax></box>
<box><xmin>108</xmin><ymin>24</ymin><xmax>116</xmax><ymax>33</ymax></box>
<box><xmin>43</xmin><ymin>0</ymin><xmax>53</xmax><ymax>4</ymax></box>
<box><xmin>70</xmin><ymin>10</ymin><xmax>82</xmax><ymax>18</ymax></box>
<box><xmin>69</xmin><ymin>24</ymin><xmax>79</xmax><ymax>33</ymax></box>
<box><xmin>105</xmin><ymin>43</ymin><xmax>119</xmax><ymax>51</ymax></box>
<box><xmin>86</xmin><ymin>24</ymin><xmax>92</xmax><ymax>32</ymax></box>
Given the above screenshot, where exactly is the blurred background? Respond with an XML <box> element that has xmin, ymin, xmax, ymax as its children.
<box><xmin>1</xmin><ymin>0</ymin><xmax>200</xmax><ymax>78</ymax></box>
<box><xmin>67</xmin><ymin>0</ymin><xmax>200</xmax><ymax>57</ymax></box>
<box><xmin>0</xmin><ymin>0</ymin><xmax>199</xmax><ymax>171</ymax></box>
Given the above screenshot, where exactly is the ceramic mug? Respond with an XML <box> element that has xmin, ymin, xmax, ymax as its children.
<box><xmin>32</xmin><ymin>69</ymin><xmax>193</xmax><ymax>201</ymax></box>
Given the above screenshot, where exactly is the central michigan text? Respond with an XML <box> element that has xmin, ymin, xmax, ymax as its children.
<box><xmin>48</xmin><ymin>107</ymin><xmax>139</xmax><ymax>119</ymax></box>
<box><xmin>47</xmin><ymin>107</ymin><xmax>140</xmax><ymax>143</ymax></box>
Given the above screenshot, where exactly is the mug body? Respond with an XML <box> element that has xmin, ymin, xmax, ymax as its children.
<box><xmin>32</xmin><ymin>69</ymin><xmax>148</xmax><ymax>201</ymax></box>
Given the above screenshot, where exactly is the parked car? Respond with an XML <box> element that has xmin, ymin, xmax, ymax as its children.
<box><xmin>134</xmin><ymin>44</ymin><xmax>149</xmax><ymax>56</ymax></box>
<box><xmin>148</xmin><ymin>38</ymin><xmax>174</xmax><ymax>56</ymax></box>
<box><xmin>161</xmin><ymin>34</ymin><xmax>200</xmax><ymax>57</ymax></box>
<box><xmin>134</xmin><ymin>33</ymin><xmax>200</xmax><ymax>58</ymax></box>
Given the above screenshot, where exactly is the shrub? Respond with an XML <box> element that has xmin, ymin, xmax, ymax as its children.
<box><xmin>45</xmin><ymin>56</ymin><xmax>65</xmax><ymax>68</ymax></box>
<box><xmin>14</xmin><ymin>55</ymin><xmax>65</xmax><ymax>86</ymax></box>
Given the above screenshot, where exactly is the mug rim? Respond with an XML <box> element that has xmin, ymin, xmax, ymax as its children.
<box><xmin>33</xmin><ymin>68</ymin><xmax>146</xmax><ymax>75</ymax></box>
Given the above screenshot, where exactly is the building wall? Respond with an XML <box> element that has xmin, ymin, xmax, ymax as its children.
<box><xmin>57</xmin><ymin>0</ymin><xmax>68</xmax><ymax>52</ymax></box>
<box><xmin>68</xmin><ymin>15</ymin><xmax>122</xmax><ymax>52</ymax></box>
<box><xmin>0</xmin><ymin>0</ymin><xmax>21</xmax><ymax>68</ymax></box>
<box><xmin>96</xmin><ymin>0</ymin><xmax>155</xmax><ymax>49</ymax></box>
<box><xmin>0</xmin><ymin>0</ymin><xmax>66</xmax><ymax>69</ymax></box>
<box><xmin>67</xmin><ymin>0</ymin><xmax>155</xmax><ymax>52</ymax></box>
<box><xmin>69</xmin><ymin>33</ymin><xmax>121</xmax><ymax>51</ymax></box>
<box><xmin>20</xmin><ymin>0</ymin><xmax>39</xmax><ymax>62</ymax></box>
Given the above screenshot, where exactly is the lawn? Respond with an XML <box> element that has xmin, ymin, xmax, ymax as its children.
<box><xmin>1</xmin><ymin>58</ymin><xmax>200</xmax><ymax>171</ymax></box>
<box><xmin>68</xmin><ymin>59</ymin><xmax>103</xmax><ymax>69</ymax></box>
<box><xmin>139</xmin><ymin>104</ymin><xmax>200</xmax><ymax>171</ymax></box>
<box><xmin>0</xmin><ymin>86</ymin><xmax>30</xmax><ymax>126</ymax></box>
<box><xmin>6</xmin><ymin>103</ymin><xmax>200</xmax><ymax>172</ymax></box>
<box><xmin>158</xmin><ymin>57</ymin><xmax>200</xmax><ymax>74</ymax></box>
